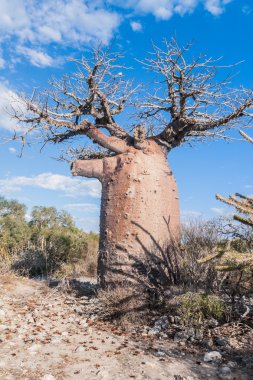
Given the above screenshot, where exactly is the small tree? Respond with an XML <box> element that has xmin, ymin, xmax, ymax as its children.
<box><xmin>0</xmin><ymin>197</ymin><xmax>30</xmax><ymax>255</ymax></box>
<box><xmin>6</xmin><ymin>39</ymin><xmax>253</xmax><ymax>286</ymax></box>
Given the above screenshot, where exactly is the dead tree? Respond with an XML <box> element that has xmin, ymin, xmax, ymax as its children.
<box><xmin>7</xmin><ymin>40</ymin><xmax>253</xmax><ymax>286</ymax></box>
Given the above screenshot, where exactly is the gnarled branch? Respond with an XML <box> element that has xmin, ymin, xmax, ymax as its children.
<box><xmin>71</xmin><ymin>158</ymin><xmax>104</xmax><ymax>181</ymax></box>
<box><xmin>138</xmin><ymin>38</ymin><xmax>253</xmax><ymax>148</ymax></box>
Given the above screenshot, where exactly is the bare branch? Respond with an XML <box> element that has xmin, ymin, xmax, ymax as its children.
<box><xmin>4</xmin><ymin>39</ymin><xmax>253</xmax><ymax>155</ymax></box>
<box><xmin>9</xmin><ymin>95</ymin><xmax>129</xmax><ymax>154</ymax></box>
<box><xmin>240</xmin><ymin>130</ymin><xmax>253</xmax><ymax>144</ymax></box>
<box><xmin>7</xmin><ymin>47</ymin><xmax>136</xmax><ymax>155</ymax></box>
<box><xmin>57</xmin><ymin>145</ymin><xmax>113</xmax><ymax>163</ymax></box>
<box><xmin>137</xmin><ymin>38</ymin><xmax>253</xmax><ymax>148</ymax></box>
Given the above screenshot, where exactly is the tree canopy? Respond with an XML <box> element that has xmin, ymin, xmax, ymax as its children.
<box><xmin>8</xmin><ymin>39</ymin><xmax>253</xmax><ymax>159</ymax></box>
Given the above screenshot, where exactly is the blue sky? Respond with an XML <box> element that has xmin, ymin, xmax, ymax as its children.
<box><xmin>0</xmin><ymin>0</ymin><xmax>253</xmax><ymax>232</ymax></box>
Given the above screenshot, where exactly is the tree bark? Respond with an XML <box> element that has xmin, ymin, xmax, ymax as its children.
<box><xmin>72</xmin><ymin>139</ymin><xmax>179</xmax><ymax>287</ymax></box>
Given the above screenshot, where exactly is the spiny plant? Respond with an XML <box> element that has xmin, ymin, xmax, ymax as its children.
<box><xmin>216</xmin><ymin>131</ymin><xmax>253</xmax><ymax>229</ymax></box>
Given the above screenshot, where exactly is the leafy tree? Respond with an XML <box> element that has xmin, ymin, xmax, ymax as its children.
<box><xmin>28</xmin><ymin>206</ymin><xmax>88</xmax><ymax>275</ymax></box>
<box><xmin>0</xmin><ymin>197</ymin><xmax>30</xmax><ymax>253</ymax></box>
<box><xmin>29</xmin><ymin>206</ymin><xmax>75</xmax><ymax>230</ymax></box>
<box><xmin>7</xmin><ymin>39</ymin><xmax>253</xmax><ymax>286</ymax></box>
<box><xmin>0</xmin><ymin>198</ymin><xmax>98</xmax><ymax>277</ymax></box>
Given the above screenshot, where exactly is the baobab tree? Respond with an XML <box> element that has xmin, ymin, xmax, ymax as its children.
<box><xmin>8</xmin><ymin>39</ymin><xmax>253</xmax><ymax>287</ymax></box>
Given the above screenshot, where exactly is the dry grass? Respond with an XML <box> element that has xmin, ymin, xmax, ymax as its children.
<box><xmin>98</xmin><ymin>284</ymin><xmax>151</xmax><ymax>328</ymax></box>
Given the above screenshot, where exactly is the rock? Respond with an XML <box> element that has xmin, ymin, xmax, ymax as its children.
<box><xmin>40</xmin><ymin>375</ymin><xmax>56</xmax><ymax>380</ymax></box>
<box><xmin>204</xmin><ymin>351</ymin><xmax>222</xmax><ymax>362</ymax></box>
<box><xmin>148</xmin><ymin>327</ymin><xmax>161</xmax><ymax>336</ymax></box>
<box><xmin>0</xmin><ymin>309</ymin><xmax>6</xmax><ymax>318</ymax></box>
<box><xmin>168</xmin><ymin>315</ymin><xmax>175</xmax><ymax>323</ymax></box>
<box><xmin>194</xmin><ymin>328</ymin><xmax>204</xmax><ymax>340</ymax></box>
<box><xmin>81</xmin><ymin>318</ymin><xmax>89</xmax><ymax>328</ymax></box>
<box><xmin>201</xmin><ymin>338</ymin><xmax>214</xmax><ymax>350</ymax></box>
<box><xmin>74</xmin><ymin>307</ymin><xmax>83</xmax><ymax>315</ymax></box>
<box><xmin>75</xmin><ymin>345</ymin><xmax>86</xmax><ymax>352</ymax></box>
<box><xmin>154</xmin><ymin>316</ymin><xmax>169</xmax><ymax>330</ymax></box>
<box><xmin>148</xmin><ymin>316</ymin><xmax>169</xmax><ymax>335</ymax></box>
<box><xmin>28</xmin><ymin>344</ymin><xmax>42</xmax><ymax>354</ymax></box>
<box><xmin>156</xmin><ymin>350</ymin><xmax>166</xmax><ymax>357</ymax></box>
<box><xmin>51</xmin><ymin>337</ymin><xmax>62</xmax><ymax>344</ymax></box>
<box><xmin>174</xmin><ymin>331</ymin><xmax>189</xmax><ymax>342</ymax></box>
<box><xmin>0</xmin><ymin>324</ymin><xmax>9</xmax><ymax>330</ymax></box>
<box><xmin>227</xmin><ymin>361</ymin><xmax>237</xmax><ymax>368</ymax></box>
<box><xmin>208</xmin><ymin>318</ymin><xmax>219</xmax><ymax>327</ymax></box>
<box><xmin>218</xmin><ymin>366</ymin><xmax>232</xmax><ymax>379</ymax></box>
<box><xmin>214</xmin><ymin>337</ymin><xmax>227</xmax><ymax>347</ymax></box>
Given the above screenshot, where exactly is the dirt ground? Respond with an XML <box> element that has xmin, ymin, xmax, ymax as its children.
<box><xmin>0</xmin><ymin>274</ymin><xmax>252</xmax><ymax>380</ymax></box>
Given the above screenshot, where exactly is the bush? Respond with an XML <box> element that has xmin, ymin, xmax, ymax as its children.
<box><xmin>179</xmin><ymin>219</ymin><xmax>224</xmax><ymax>292</ymax></box>
<box><xmin>98</xmin><ymin>218</ymin><xmax>252</xmax><ymax>328</ymax></box>
<box><xmin>0</xmin><ymin>197</ymin><xmax>99</xmax><ymax>278</ymax></box>
<box><xmin>178</xmin><ymin>292</ymin><xmax>227</xmax><ymax>328</ymax></box>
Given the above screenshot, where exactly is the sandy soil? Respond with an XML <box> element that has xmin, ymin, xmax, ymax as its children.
<box><xmin>0</xmin><ymin>275</ymin><xmax>251</xmax><ymax>380</ymax></box>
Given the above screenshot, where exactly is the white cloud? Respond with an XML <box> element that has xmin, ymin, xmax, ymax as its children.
<box><xmin>0</xmin><ymin>0</ymin><xmax>121</xmax><ymax>46</ymax></box>
<box><xmin>211</xmin><ymin>207</ymin><xmax>232</xmax><ymax>216</ymax></box>
<box><xmin>211</xmin><ymin>207</ymin><xmax>224</xmax><ymax>214</ymax></box>
<box><xmin>0</xmin><ymin>172</ymin><xmax>101</xmax><ymax>198</ymax></box>
<box><xmin>17</xmin><ymin>46</ymin><xmax>56</xmax><ymax>68</ymax></box>
<box><xmin>181</xmin><ymin>209</ymin><xmax>202</xmax><ymax>218</ymax></box>
<box><xmin>154</xmin><ymin>6</ymin><xmax>173</xmax><ymax>20</ymax></box>
<box><xmin>0</xmin><ymin>82</ymin><xmax>24</xmax><ymax>132</ymax></box>
<box><xmin>75</xmin><ymin>216</ymin><xmax>99</xmax><ymax>232</ymax></box>
<box><xmin>65</xmin><ymin>203</ymin><xmax>99</xmax><ymax>212</ymax></box>
<box><xmin>204</xmin><ymin>0</ymin><xmax>223</xmax><ymax>15</ymax></box>
<box><xmin>109</xmin><ymin>0</ymin><xmax>232</xmax><ymax>19</ymax></box>
<box><xmin>0</xmin><ymin>0</ymin><xmax>233</xmax><ymax>69</ymax></box>
<box><xmin>242</xmin><ymin>5</ymin><xmax>252</xmax><ymax>15</ymax></box>
<box><xmin>129</xmin><ymin>0</ymin><xmax>174</xmax><ymax>20</ymax></box>
<box><xmin>8</xmin><ymin>147</ymin><xmax>17</xmax><ymax>154</ymax></box>
<box><xmin>175</xmin><ymin>0</ymin><xmax>199</xmax><ymax>15</ymax></box>
<box><xmin>0</xmin><ymin>53</ymin><xmax>5</xmax><ymax>69</ymax></box>
<box><xmin>204</xmin><ymin>0</ymin><xmax>232</xmax><ymax>16</ymax></box>
<box><xmin>130</xmin><ymin>21</ymin><xmax>143</xmax><ymax>31</ymax></box>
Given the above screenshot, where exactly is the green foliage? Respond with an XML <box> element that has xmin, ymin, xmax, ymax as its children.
<box><xmin>0</xmin><ymin>197</ymin><xmax>30</xmax><ymax>254</ymax></box>
<box><xmin>0</xmin><ymin>196</ymin><xmax>98</xmax><ymax>277</ymax></box>
<box><xmin>30</xmin><ymin>206</ymin><xmax>75</xmax><ymax>229</ymax></box>
<box><xmin>179</xmin><ymin>292</ymin><xmax>226</xmax><ymax>327</ymax></box>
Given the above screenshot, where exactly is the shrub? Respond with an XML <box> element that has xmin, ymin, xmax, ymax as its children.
<box><xmin>178</xmin><ymin>292</ymin><xmax>227</xmax><ymax>328</ymax></box>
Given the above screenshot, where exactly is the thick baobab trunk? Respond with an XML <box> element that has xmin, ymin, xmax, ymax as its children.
<box><xmin>72</xmin><ymin>140</ymin><xmax>180</xmax><ymax>287</ymax></box>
